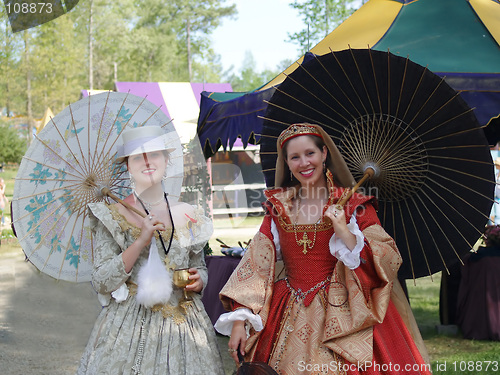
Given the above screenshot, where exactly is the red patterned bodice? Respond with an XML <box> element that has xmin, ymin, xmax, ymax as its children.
<box><xmin>274</xmin><ymin>217</ymin><xmax>337</xmax><ymax>294</ymax></box>
<box><xmin>264</xmin><ymin>172</ymin><xmax>377</xmax><ymax>303</ymax></box>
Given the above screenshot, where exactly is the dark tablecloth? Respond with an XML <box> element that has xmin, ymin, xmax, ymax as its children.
<box><xmin>456</xmin><ymin>248</ymin><xmax>500</xmax><ymax>340</ymax></box>
<box><xmin>202</xmin><ymin>255</ymin><xmax>241</xmax><ymax>325</ymax></box>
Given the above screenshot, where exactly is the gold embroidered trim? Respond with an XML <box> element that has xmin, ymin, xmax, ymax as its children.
<box><xmin>334</xmin><ymin>187</ymin><xmax>352</xmax><ymax>210</ymax></box>
<box><xmin>127</xmin><ymin>281</ymin><xmax>192</xmax><ymax>324</ymax></box>
<box><xmin>280</xmin><ymin>218</ymin><xmax>332</xmax><ymax>233</ymax></box>
<box><xmin>278</xmin><ymin>207</ymin><xmax>332</xmax><ymax>233</ymax></box>
<box><xmin>271</xmin><ymin>170</ymin><xmax>343</xmax><ymax>233</ymax></box>
<box><xmin>151</xmin><ymin>302</ymin><xmax>193</xmax><ymax>324</ymax></box>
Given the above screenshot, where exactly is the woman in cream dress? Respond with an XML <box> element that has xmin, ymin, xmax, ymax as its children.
<box><xmin>77</xmin><ymin>126</ymin><xmax>224</xmax><ymax>374</ymax></box>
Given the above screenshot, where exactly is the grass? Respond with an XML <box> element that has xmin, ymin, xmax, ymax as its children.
<box><xmin>212</xmin><ymin>214</ymin><xmax>263</xmax><ymax>228</ymax></box>
<box><xmin>407</xmin><ymin>274</ymin><xmax>500</xmax><ymax>374</ymax></box>
<box><xmin>0</xmin><ymin>236</ymin><xmax>18</xmax><ymax>256</ymax></box>
<box><xmin>1</xmin><ymin>166</ymin><xmax>17</xmax><ymax>195</ymax></box>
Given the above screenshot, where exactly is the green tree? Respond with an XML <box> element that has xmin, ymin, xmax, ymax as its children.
<box><xmin>30</xmin><ymin>12</ymin><xmax>86</xmax><ymax>114</ymax></box>
<box><xmin>119</xmin><ymin>0</ymin><xmax>188</xmax><ymax>82</ymax></box>
<box><xmin>22</xmin><ymin>29</ymin><xmax>35</xmax><ymax>145</ymax></box>
<box><xmin>191</xmin><ymin>48</ymin><xmax>225</xmax><ymax>83</ymax></box>
<box><xmin>0</xmin><ymin>122</ymin><xmax>28</xmax><ymax>164</ymax></box>
<box><xmin>170</xmin><ymin>0</ymin><xmax>236</xmax><ymax>81</ymax></box>
<box><xmin>85</xmin><ymin>0</ymin><xmax>137</xmax><ymax>87</ymax></box>
<box><xmin>67</xmin><ymin>0</ymin><xmax>136</xmax><ymax>89</ymax></box>
<box><xmin>0</xmin><ymin>19</ymin><xmax>23</xmax><ymax>116</ymax></box>
<box><xmin>288</xmin><ymin>0</ymin><xmax>357</xmax><ymax>53</ymax></box>
<box><xmin>226</xmin><ymin>51</ymin><xmax>280</xmax><ymax>92</ymax></box>
<box><xmin>0</xmin><ymin>0</ymin><xmax>238</xmax><ymax>123</ymax></box>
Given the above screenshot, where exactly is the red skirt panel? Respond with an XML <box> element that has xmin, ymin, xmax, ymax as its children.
<box><xmin>253</xmin><ymin>279</ymin><xmax>431</xmax><ymax>375</ymax></box>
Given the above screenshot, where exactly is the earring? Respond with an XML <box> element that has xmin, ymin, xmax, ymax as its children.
<box><xmin>290</xmin><ymin>170</ymin><xmax>293</xmax><ymax>181</ymax></box>
<box><xmin>323</xmin><ymin>161</ymin><xmax>326</xmax><ymax>173</ymax></box>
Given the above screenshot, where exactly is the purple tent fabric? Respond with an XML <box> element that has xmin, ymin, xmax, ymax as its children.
<box><xmin>196</xmin><ymin>53</ymin><xmax>318</xmax><ymax>158</ymax></box>
<box><xmin>81</xmin><ymin>82</ymin><xmax>233</xmax><ymax>130</ymax></box>
<box><xmin>191</xmin><ymin>83</ymin><xmax>232</xmax><ymax>106</ymax></box>
<box><xmin>197</xmin><ymin>87</ymin><xmax>276</xmax><ymax>158</ymax></box>
<box><xmin>114</xmin><ymin>82</ymin><xmax>170</xmax><ymax>118</ymax></box>
<box><xmin>456</xmin><ymin>248</ymin><xmax>500</xmax><ymax>341</ymax></box>
<box><xmin>435</xmin><ymin>72</ymin><xmax>500</xmax><ymax>128</ymax></box>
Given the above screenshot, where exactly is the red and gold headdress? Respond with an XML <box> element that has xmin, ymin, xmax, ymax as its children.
<box><xmin>277</xmin><ymin>123</ymin><xmax>323</xmax><ymax>149</ymax></box>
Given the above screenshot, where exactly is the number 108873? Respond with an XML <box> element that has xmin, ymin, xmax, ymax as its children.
<box><xmin>451</xmin><ymin>361</ymin><xmax>499</xmax><ymax>372</ymax></box>
<box><xmin>5</xmin><ymin>2</ymin><xmax>53</xmax><ymax>14</ymax></box>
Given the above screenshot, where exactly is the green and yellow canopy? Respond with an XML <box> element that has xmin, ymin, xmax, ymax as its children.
<box><xmin>198</xmin><ymin>0</ymin><xmax>500</xmax><ymax>156</ymax></box>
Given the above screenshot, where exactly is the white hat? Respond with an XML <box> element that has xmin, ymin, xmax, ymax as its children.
<box><xmin>116</xmin><ymin>126</ymin><xmax>176</xmax><ymax>163</ymax></box>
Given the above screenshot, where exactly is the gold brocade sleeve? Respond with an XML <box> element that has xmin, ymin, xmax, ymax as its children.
<box><xmin>322</xmin><ymin>223</ymin><xmax>402</xmax><ymax>365</ymax></box>
<box><xmin>219</xmin><ymin>216</ymin><xmax>277</xmax><ymax>351</ymax></box>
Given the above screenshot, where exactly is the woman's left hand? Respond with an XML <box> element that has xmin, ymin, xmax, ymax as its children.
<box><xmin>325</xmin><ymin>205</ymin><xmax>357</xmax><ymax>250</ymax></box>
<box><xmin>325</xmin><ymin>205</ymin><xmax>346</xmax><ymax>227</ymax></box>
<box><xmin>184</xmin><ymin>268</ymin><xmax>203</xmax><ymax>293</ymax></box>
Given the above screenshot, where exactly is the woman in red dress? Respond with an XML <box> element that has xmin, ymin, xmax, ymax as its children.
<box><xmin>215</xmin><ymin>123</ymin><xmax>432</xmax><ymax>374</ymax></box>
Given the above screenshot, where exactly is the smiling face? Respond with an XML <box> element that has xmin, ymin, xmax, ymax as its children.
<box><xmin>127</xmin><ymin>150</ymin><xmax>169</xmax><ymax>190</ymax></box>
<box><xmin>284</xmin><ymin>135</ymin><xmax>327</xmax><ymax>188</ymax></box>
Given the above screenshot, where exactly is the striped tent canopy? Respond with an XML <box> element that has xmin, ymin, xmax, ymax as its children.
<box><xmin>83</xmin><ymin>82</ymin><xmax>232</xmax><ymax>144</ymax></box>
<box><xmin>198</xmin><ymin>0</ymin><xmax>500</xmax><ymax>156</ymax></box>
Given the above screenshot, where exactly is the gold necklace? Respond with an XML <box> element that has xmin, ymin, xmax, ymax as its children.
<box><xmin>293</xmin><ymin>196</ymin><xmax>319</xmax><ymax>255</ymax></box>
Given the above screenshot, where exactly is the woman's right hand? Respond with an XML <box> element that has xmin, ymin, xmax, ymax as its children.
<box><xmin>123</xmin><ymin>213</ymin><xmax>166</xmax><ymax>273</ymax></box>
<box><xmin>228</xmin><ymin>320</ymin><xmax>247</xmax><ymax>364</ymax></box>
<box><xmin>138</xmin><ymin>213</ymin><xmax>165</xmax><ymax>245</ymax></box>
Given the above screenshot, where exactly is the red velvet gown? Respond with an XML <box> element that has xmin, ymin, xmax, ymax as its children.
<box><xmin>221</xmin><ymin>178</ymin><xmax>431</xmax><ymax>375</ymax></box>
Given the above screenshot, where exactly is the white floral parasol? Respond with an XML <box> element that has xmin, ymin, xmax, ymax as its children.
<box><xmin>12</xmin><ymin>92</ymin><xmax>183</xmax><ymax>282</ymax></box>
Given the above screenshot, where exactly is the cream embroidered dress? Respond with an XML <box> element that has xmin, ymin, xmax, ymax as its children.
<box><xmin>76</xmin><ymin>202</ymin><xmax>225</xmax><ymax>375</ymax></box>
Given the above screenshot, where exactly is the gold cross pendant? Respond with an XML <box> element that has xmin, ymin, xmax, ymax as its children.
<box><xmin>297</xmin><ymin>232</ymin><xmax>312</xmax><ymax>254</ymax></box>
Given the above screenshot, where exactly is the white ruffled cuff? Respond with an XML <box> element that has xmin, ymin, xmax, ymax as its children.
<box><xmin>97</xmin><ymin>282</ymin><xmax>129</xmax><ymax>307</ymax></box>
<box><xmin>111</xmin><ymin>283</ymin><xmax>129</xmax><ymax>303</ymax></box>
<box><xmin>214</xmin><ymin>308</ymin><xmax>263</xmax><ymax>336</ymax></box>
<box><xmin>329</xmin><ymin>214</ymin><xmax>364</xmax><ymax>269</ymax></box>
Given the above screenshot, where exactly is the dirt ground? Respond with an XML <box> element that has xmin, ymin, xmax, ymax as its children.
<box><xmin>0</xmin><ymin>245</ymin><xmax>236</xmax><ymax>375</ymax></box>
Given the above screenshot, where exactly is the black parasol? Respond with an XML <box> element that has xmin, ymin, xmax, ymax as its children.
<box><xmin>260</xmin><ymin>49</ymin><xmax>495</xmax><ymax>279</ymax></box>
<box><xmin>233</xmin><ymin>350</ymin><xmax>278</xmax><ymax>375</ymax></box>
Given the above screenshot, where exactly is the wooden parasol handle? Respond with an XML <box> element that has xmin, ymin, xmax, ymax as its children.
<box><xmin>335</xmin><ymin>167</ymin><xmax>376</xmax><ymax>209</ymax></box>
<box><xmin>100</xmin><ymin>187</ymin><xmax>146</xmax><ymax>218</ymax></box>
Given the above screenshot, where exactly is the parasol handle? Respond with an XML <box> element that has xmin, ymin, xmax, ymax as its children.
<box><xmin>101</xmin><ymin>187</ymin><xmax>146</xmax><ymax>218</ymax></box>
<box><xmin>335</xmin><ymin>167</ymin><xmax>376</xmax><ymax>209</ymax></box>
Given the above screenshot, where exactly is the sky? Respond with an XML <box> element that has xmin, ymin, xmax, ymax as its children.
<box><xmin>211</xmin><ymin>0</ymin><xmax>304</xmax><ymax>72</ymax></box>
